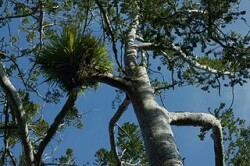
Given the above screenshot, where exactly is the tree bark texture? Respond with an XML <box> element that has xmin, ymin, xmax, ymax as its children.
<box><xmin>127</xmin><ymin>67</ymin><xmax>183</xmax><ymax>166</ymax></box>
<box><xmin>124</xmin><ymin>15</ymin><xmax>183</xmax><ymax>165</ymax></box>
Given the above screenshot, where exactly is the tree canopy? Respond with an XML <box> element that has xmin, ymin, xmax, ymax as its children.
<box><xmin>0</xmin><ymin>0</ymin><xmax>249</xmax><ymax>165</ymax></box>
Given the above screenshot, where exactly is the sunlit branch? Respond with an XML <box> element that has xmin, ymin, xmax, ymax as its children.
<box><xmin>137</xmin><ymin>42</ymin><xmax>235</xmax><ymax>76</ymax></box>
<box><xmin>140</xmin><ymin>50</ymin><xmax>147</xmax><ymax>67</ymax></box>
<box><xmin>0</xmin><ymin>62</ymin><xmax>34</xmax><ymax>164</ymax></box>
<box><xmin>169</xmin><ymin>112</ymin><xmax>224</xmax><ymax>166</ymax></box>
<box><xmin>135</xmin><ymin>35</ymin><xmax>144</xmax><ymax>42</ymax></box>
<box><xmin>35</xmin><ymin>91</ymin><xmax>77</xmax><ymax>165</ymax></box>
<box><xmin>125</xmin><ymin>15</ymin><xmax>140</xmax><ymax>74</ymax></box>
<box><xmin>90</xmin><ymin>73</ymin><xmax>131</xmax><ymax>92</ymax></box>
<box><xmin>109</xmin><ymin>97</ymin><xmax>130</xmax><ymax>166</ymax></box>
<box><xmin>171</xmin><ymin>43</ymin><xmax>234</xmax><ymax>76</ymax></box>
<box><xmin>95</xmin><ymin>0</ymin><xmax>125</xmax><ymax>73</ymax></box>
<box><xmin>38</xmin><ymin>2</ymin><xmax>44</xmax><ymax>47</ymax></box>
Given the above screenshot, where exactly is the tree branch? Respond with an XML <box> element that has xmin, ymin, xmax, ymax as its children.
<box><xmin>90</xmin><ymin>73</ymin><xmax>131</xmax><ymax>92</ymax></box>
<box><xmin>170</xmin><ymin>44</ymin><xmax>234</xmax><ymax>77</ymax></box>
<box><xmin>154</xmin><ymin>82</ymin><xmax>178</xmax><ymax>91</ymax></box>
<box><xmin>35</xmin><ymin>91</ymin><xmax>77</xmax><ymax>165</ymax></box>
<box><xmin>109</xmin><ymin>97</ymin><xmax>130</xmax><ymax>166</ymax></box>
<box><xmin>124</xmin><ymin>15</ymin><xmax>140</xmax><ymax>75</ymax></box>
<box><xmin>169</xmin><ymin>112</ymin><xmax>224</xmax><ymax>166</ymax></box>
<box><xmin>0</xmin><ymin>4</ymin><xmax>39</xmax><ymax>21</ymax></box>
<box><xmin>95</xmin><ymin>0</ymin><xmax>125</xmax><ymax>73</ymax></box>
<box><xmin>0</xmin><ymin>62</ymin><xmax>34</xmax><ymax>164</ymax></box>
<box><xmin>136</xmin><ymin>42</ymin><xmax>234</xmax><ymax>77</ymax></box>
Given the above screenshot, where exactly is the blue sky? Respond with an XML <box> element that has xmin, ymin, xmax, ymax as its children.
<box><xmin>0</xmin><ymin>1</ymin><xmax>250</xmax><ymax>165</ymax></box>
<box><xmin>42</xmin><ymin>76</ymin><xmax>249</xmax><ymax>165</ymax></box>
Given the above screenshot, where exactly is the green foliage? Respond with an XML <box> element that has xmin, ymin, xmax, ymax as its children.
<box><xmin>20</xmin><ymin>91</ymin><xmax>41</xmax><ymax>123</ymax></box>
<box><xmin>53</xmin><ymin>148</ymin><xmax>76</xmax><ymax>165</ymax></box>
<box><xmin>219</xmin><ymin>108</ymin><xmax>250</xmax><ymax>166</ymax></box>
<box><xmin>64</xmin><ymin>106</ymin><xmax>83</xmax><ymax>129</ymax></box>
<box><xmin>196</xmin><ymin>56</ymin><xmax>226</xmax><ymax>71</ymax></box>
<box><xmin>199</xmin><ymin>103</ymin><xmax>250</xmax><ymax>165</ymax></box>
<box><xmin>95</xmin><ymin>122</ymin><xmax>147</xmax><ymax>165</ymax></box>
<box><xmin>94</xmin><ymin>148</ymin><xmax>115</xmax><ymax>166</ymax></box>
<box><xmin>36</xmin><ymin>26</ymin><xmax>113</xmax><ymax>92</ymax></box>
<box><xmin>33</xmin><ymin>119</ymin><xmax>49</xmax><ymax>137</ymax></box>
<box><xmin>0</xmin><ymin>0</ymin><xmax>249</xmax><ymax>165</ymax></box>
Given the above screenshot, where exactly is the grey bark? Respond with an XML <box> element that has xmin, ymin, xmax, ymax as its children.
<box><xmin>109</xmin><ymin>97</ymin><xmax>130</xmax><ymax>165</ymax></box>
<box><xmin>0</xmin><ymin>62</ymin><xmax>35</xmax><ymax>165</ymax></box>
<box><xmin>124</xmin><ymin>16</ymin><xmax>183</xmax><ymax>165</ymax></box>
<box><xmin>169</xmin><ymin>112</ymin><xmax>225</xmax><ymax>166</ymax></box>
<box><xmin>128</xmin><ymin>67</ymin><xmax>183</xmax><ymax>165</ymax></box>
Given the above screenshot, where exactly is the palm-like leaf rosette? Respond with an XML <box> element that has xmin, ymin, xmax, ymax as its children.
<box><xmin>36</xmin><ymin>27</ymin><xmax>113</xmax><ymax>92</ymax></box>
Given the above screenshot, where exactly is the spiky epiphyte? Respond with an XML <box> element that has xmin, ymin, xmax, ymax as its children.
<box><xmin>36</xmin><ymin>27</ymin><xmax>113</xmax><ymax>92</ymax></box>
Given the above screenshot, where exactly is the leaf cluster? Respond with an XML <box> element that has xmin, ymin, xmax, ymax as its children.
<box><xmin>94</xmin><ymin>122</ymin><xmax>147</xmax><ymax>165</ymax></box>
<box><xmin>200</xmin><ymin>103</ymin><xmax>250</xmax><ymax>165</ymax></box>
<box><xmin>36</xmin><ymin>27</ymin><xmax>113</xmax><ymax>92</ymax></box>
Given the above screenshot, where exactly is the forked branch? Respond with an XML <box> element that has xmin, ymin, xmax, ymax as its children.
<box><xmin>169</xmin><ymin>112</ymin><xmax>224</xmax><ymax>166</ymax></box>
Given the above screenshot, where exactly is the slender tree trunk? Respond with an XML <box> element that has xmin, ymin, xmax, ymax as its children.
<box><xmin>127</xmin><ymin>67</ymin><xmax>183</xmax><ymax>165</ymax></box>
<box><xmin>124</xmin><ymin>13</ymin><xmax>183</xmax><ymax>165</ymax></box>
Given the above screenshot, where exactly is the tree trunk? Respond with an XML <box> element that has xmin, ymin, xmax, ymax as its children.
<box><xmin>127</xmin><ymin>66</ymin><xmax>183</xmax><ymax>166</ymax></box>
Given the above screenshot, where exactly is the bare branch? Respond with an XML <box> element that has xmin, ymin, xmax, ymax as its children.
<box><xmin>109</xmin><ymin>97</ymin><xmax>130</xmax><ymax>166</ymax></box>
<box><xmin>140</xmin><ymin>50</ymin><xmax>147</xmax><ymax>67</ymax></box>
<box><xmin>169</xmin><ymin>112</ymin><xmax>224</xmax><ymax>166</ymax></box>
<box><xmin>35</xmin><ymin>91</ymin><xmax>77</xmax><ymax>165</ymax></box>
<box><xmin>0</xmin><ymin>61</ymin><xmax>34</xmax><ymax>164</ymax></box>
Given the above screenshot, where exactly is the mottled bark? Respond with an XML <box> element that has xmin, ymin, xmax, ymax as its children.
<box><xmin>124</xmin><ymin>15</ymin><xmax>183</xmax><ymax>165</ymax></box>
<box><xmin>128</xmin><ymin>67</ymin><xmax>183</xmax><ymax>165</ymax></box>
